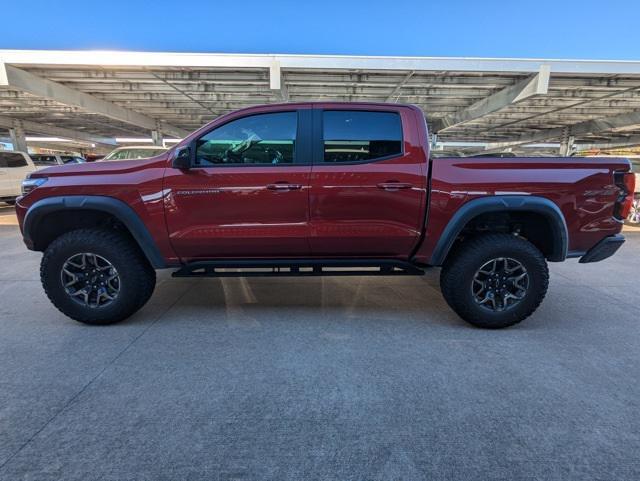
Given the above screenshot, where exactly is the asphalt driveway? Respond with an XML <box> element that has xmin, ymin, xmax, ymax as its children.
<box><xmin>1</xmin><ymin>205</ymin><xmax>639</xmax><ymax>481</ymax></box>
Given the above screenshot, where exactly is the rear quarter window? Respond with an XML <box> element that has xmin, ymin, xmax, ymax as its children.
<box><xmin>0</xmin><ymin>153</ymin><xmax>28</xmax><ymax>168</ymax></box>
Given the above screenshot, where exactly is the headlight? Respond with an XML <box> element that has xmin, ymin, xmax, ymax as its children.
<box><xmin>21</xmin><ymin>177</ymin><xmax>47</xmax><ymax>195</ymax></box>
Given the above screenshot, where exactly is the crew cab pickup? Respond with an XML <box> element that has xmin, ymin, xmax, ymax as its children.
<box><xmin>15</xmin><ymin>103</ymin><xmax>636</xmax><ymax>328</ymax></box>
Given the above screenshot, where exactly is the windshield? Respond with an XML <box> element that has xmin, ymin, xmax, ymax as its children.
<box><xmin>60</xmin><ymin>156</ymin><xmax>85</xmax><ymax>164</ymax></box>
<box><xmin>104</xmin><ymin>148</ymin><xmax>167</xmax><ymax>161</ymax></box>
<box><xmin>31</xmin><ymin>155</ymin><xmax>58</xmax><ymax>166</ymax></box>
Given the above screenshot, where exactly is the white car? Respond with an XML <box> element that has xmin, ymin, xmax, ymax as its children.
<box><xmin>30</xmin><ymin>154</ymin><xmax>85</xmax><ymax>168</ymax></box>
<box><xmin>0</xmin><ymin>151</ymin><xmax>37</xmax><ymax>205</ymax></box>
<box><xmin>626</xmin><ymin>157</ymin><xmax>640</xmax><ymax>225</ymax></box>
<box><xmin>102</xmin><ymin>146</ymin><xmax>168</xmax><ymax>161</ymax></box>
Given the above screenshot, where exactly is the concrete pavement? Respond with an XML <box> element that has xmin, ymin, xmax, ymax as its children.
<box><xmin>0</xmin><ymin>205</ymin><xmax>639</xmax><ymax>481</ymax></box>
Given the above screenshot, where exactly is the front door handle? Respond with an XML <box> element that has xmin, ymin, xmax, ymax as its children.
<box><xmin>266</xmin><ymin>183</ymin><xmax>302</xmax><ymax>191</ymax></box>
<box><xmin>377</xmin><ymin>182</ymin><xmax>413</xmax><ymax>191</ymax></box>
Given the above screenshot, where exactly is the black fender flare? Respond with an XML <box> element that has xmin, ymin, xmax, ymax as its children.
<box><xmin>23</xmin><ymin>195</ymin><xmax>167</xmax><ymax>269</ymax></box>
<box><xmin>428</xmin><ymin>195</ymin><xmax>568</xmax><ymax>266</ymax></box>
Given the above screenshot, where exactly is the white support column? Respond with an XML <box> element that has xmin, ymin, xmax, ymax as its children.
<box><xmin>269</xmin><ymin>60</ymin><xmax>289</xmax><ymax>101</ymax></box>
<box><xmin>430</xmin><ymin>133</ymin><xmax>438</xmax><ymax>151</ymax></box>
<box><xmin>9</xmin><ymin>120</ymin><xmax>27</xmax><ymax>152</ymax></box>
<box><xmin>559</xmin><ymin>130</ymin><xmax>575</xmax><ymax>156</ymax></box>
<box><xmin>151</xmin><ymin>122</ymin><xmax>164</xmax><ymax>147</ymax></box>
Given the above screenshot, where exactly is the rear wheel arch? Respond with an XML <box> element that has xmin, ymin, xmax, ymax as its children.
<box><xmin>440</xmin><ymin>232</ymin><xmax>549</xmax><ymax>329</ymax></box>
<box><xmin>429</xmin><ymin>195</ymin><xmax>568</xmax><ymax>266</ymax></box>
<box><xmin>23</xmin><ymin>196</ymin><xmax>166</xmax><ymax>269</ymax></box>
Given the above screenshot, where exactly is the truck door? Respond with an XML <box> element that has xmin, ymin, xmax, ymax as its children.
<box><xmin>164</xmin><ymin>108</ymin><xmax>313</xmax><ymax>260</ymax></box>
<box><xmin>309</xmin><ymin>107</ymin><xmax>426</xmax><ymax>257</ymax></box>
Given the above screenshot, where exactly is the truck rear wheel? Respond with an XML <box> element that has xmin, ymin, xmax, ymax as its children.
<box><xmin>40</xmin><ymin>228</ymin><xmax>156</xmax><ymax>325</ymax></box>
<box><xmin>440</xmin><ymin>233</ymin><xmax>549</xmax><ymax>329</ymax></box>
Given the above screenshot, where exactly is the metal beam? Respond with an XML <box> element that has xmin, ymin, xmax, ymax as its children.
<box><xmin>433</xmin><ymin>65</ymin><xmax>550</xmax><ymax>132</ymax></box>
<box><xmin>0</xmin><ymin>115</ymin><xmax>117</xmax><ymax>147</ymax></box>
<box><xmin>576</xmin><ymin>135</ymin><xmax>640</xmax><ymax>150</ymax></box>
<box><xmin>385</xmin><ymin>71</ymin><xmax>414</xmax><ymax>102</ymax></box>
<box><xmin>3</xmin><ymin>49</ymin><xmax>640</xmax><ymax>75</ymax></box>
<box><xmin>0</xmin><ymin>63</ymin><xmax>189</xmax><ymax>138</ymax></box>
<box><xmin>479</xmin><ymin>109</ymin><xmax>640</xmax><ymax>153</ymax></box>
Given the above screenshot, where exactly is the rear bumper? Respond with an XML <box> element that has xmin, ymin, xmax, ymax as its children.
<box><xmin>579</xmin><ymin>234</ymin><xmax>625</xmax><ymax>263</ymax></box>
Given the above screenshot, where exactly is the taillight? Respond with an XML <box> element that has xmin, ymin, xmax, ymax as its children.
<box><xmin>613</xmin><ymin>171</ymin><xmax>636</xmax><ymax>220</ymax></box>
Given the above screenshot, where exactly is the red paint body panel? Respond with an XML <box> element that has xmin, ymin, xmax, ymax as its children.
<box><xmin>414</xmin><ymin>156</ymin><xmax>629</xmax><ymax>263</ymax></box>
<box><xmin>163</xmin><ymin>166</ymin><xmax>311</xmax><ymax>258</ymax></box>
<box><xmin>16</xmin><ymin>157</ymin><xmax>180</xmax><ymax>265</ymax></box>
<box><xmin>308</xmin><ymin>103</ymin><xmax>427</xmax><ymax>257</ymax></box>
<box><xmin>15</xmin><ymin>101</ymin><xmax>632</xmax><ymax>268</ymax></box>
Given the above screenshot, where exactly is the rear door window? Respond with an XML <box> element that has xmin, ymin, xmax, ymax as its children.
<box><xmin>322</xmin><ymin>111</ymin><xmax>403</xmax><ymax>163</ymax></box>
<box><xmin>0</xmin><ymin>153</ymin><xmax>29</xmax><ymax>168</ymax></box>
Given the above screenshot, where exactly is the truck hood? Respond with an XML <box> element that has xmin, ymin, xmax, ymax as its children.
<box><xmin>29</xmin><ymin>154</ymin><xmax>170</xmax><ymax>178</ymax></box>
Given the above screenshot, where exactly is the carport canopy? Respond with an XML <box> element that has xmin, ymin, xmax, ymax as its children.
<box><xmin>2</xmin><ymin>49</ymin><xmax>640</xmax><ymax>155</ymax></box>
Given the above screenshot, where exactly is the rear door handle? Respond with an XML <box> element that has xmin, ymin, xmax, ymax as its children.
<box><xmin>377</xmin><ymin>182</ymin><xmax>413</xmax><ymax>191</ymax></box>
<box><xmin>266</xmin><ymin>183</ymin><xmax>302</xmax><ymax>191</ymax></box>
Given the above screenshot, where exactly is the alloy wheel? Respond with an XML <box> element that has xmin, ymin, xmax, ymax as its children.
<box><xmin>60</xmin><ymin>253</ymin><xmax>120</xmax><ymax>308</ymax></box>
<box><xmin>471</xmin><ymin>257</ymin><xmax>529</xmax><ymax>312</ymax></box>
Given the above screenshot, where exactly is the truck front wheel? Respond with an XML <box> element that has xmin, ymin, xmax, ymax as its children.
<box><xmin>40</xmin><ymin>228</ymin><xmax>156</xmax><ymax>325</ymax></box>
<box><xmin>440</xmin><ymin>233</ymin><xmax>549</xmax><ymax>329</ymax></box>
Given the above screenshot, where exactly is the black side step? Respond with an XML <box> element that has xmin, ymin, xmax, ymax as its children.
<box><xmin>172</xmin><ymin>258</ymin><xmax>425</xmax><ymax>278</ymax></box>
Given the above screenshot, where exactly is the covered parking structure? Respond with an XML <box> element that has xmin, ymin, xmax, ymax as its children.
<box><xmin>2</xmin><ymin>49</ymin><xmax>640</xmax><ymax>155</ymax></box>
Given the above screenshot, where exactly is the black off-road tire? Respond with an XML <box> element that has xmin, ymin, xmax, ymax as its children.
<box><xmin>440</xmin><ymin>233</ymin><xmax>549</xmax><ymax>329</ymax></box>
<box><xmin>41</xmin><ymin>228</ymin><xmax>156</xmax><ymax>325</ymax></box>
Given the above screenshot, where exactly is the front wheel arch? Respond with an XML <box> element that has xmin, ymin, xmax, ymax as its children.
<box><xmin>23</xmin><ymin>195</ymin><xmax>166</xmax><ymax>269</ymax></box>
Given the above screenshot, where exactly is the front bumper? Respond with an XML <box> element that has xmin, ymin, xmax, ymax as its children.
<box><xmin>579</xmin><ymin>234</ymin><xmax>625</xmax><ymax>263</ymax></box>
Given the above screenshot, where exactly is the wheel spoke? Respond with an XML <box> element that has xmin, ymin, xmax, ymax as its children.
<box><xmin>62</xmin><ymin>268</ymin><xmax>79</xmax><ymax>287</ymax></box>
<box><xmin>66</xmin><ymin>258</ymin><xmax>84</xmax><ymax>269</ymax></box>
<box><xmin>511</xmin><ymin>272</ymin><xmax>528</xmax><ymax>290</ymax></box>
<box><xmin>70</xmin><ymin>286</ymin><xmax>90</xmax><ymax>306</ymax></box>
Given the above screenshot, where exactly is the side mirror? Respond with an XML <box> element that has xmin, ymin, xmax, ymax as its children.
<box><xmin>172</xmin><ymin>146</ymin><xmax>192</xmax><ymax>170</ymax></box>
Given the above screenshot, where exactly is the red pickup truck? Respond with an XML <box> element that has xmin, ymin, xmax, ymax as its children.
<box><xmin>16</xmin><ymin>102</ymin><xmax>635</xmax><ymax>329</ymax></box>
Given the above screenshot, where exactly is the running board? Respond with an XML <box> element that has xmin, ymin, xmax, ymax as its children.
<box><xmin>172</xmin><ymin>258</ymin><xmax>425</xmax><ymax>278</ymax></box>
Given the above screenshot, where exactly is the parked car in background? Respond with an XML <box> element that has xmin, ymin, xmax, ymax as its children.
<box><xmin>15</xmin><ymin>102</ymin><xmax>635</xmax><ymax>329</ymax></box>
<box><xmin>626</xmin><ymin>157</ymin><xmax>640</xmax><ymax>225</ymax></box>
<box><xmin>30</xmin><ymin>154</ymin><xmax>86</xmax><ymax>168</ymax></box>
<box><xmin>0</xmin><ymin>151</ymin><xmax>36</xmax><ymax>205</ymax></box>
<box><xmin>102</xmin><ymin>146</ymin><xmax>168</xmax><ymax>161</ymax></box>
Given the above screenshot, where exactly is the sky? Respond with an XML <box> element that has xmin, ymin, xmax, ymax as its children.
<box><xmin>1</xmin><ymin>0</ymin><xmax>638</xmax><ymax>60</ymax></box>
